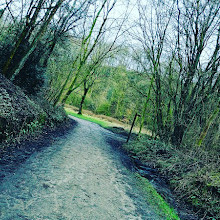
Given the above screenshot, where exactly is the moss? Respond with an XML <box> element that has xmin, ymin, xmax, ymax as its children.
<box><xmin>208</xmin><ymin>172</ymin><xmax>220</xmax><ymax>189</ymax></box>
<box><xmin>38</xmin><ymin>113</ymin><xmax>47</xmax><ymax>125</ymax></box>
<box><xmin>135</xmin><ymin>174</ymin><xmax>180</xmax><ymax>220</ymax></box>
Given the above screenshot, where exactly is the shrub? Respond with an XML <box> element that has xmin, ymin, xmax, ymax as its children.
<box><xmin>123</xmin><ymin>137</ymin><xmax>220</xmax><ymax>218</ymax></box>
<box><xmin>96</xmin><ymin>102</ymin><xmax>111</xmax><ymax>115</ymax></box>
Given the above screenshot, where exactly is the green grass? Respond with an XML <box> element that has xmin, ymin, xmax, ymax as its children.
<box><xmin>65</xmin><ymin>109</ymin><xmax>110</xmax><ymax>128</ymax></box>
<box><xmin>135</xmin><ymin>174</ymin><xmax>180</xmax><ymax>220</ymax></box>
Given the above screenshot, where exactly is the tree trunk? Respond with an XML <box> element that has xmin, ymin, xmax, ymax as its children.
<box><xmin>155</xmin><ymin>76</ymin><xmax>164</xmax><ymax>139</ymax></box>
<box><xmin>2</xmin><ymin>0</ymin><xmax>45</xmax><ymax>78</ymax></box>
<box><xmin>61</xmin><ymin>88</ymin><xmax>73</xmax><ymax>105</ymax></box>
<box><xmin>138</xmin><ymin>99</ymin><xmax>147</xmax><ymax>137</ymax></box>
<box><xmin>127</xmin><ymin>113</ymin><xmax>138</xmax><ymax>143</ymax></box>
<box><xmin>10</xmin><ymin>0</ymin><xmax>64</xmax><ymax>81</ymax></box>
<box><xmin>0</xmin><ymin>9</ymin><xmax>4</xmax><ymax>19</ymax></box>
<box><xmin>53</xmin><ymin>55</ymin><xmax>80</xmax><ymax>106</ymax></box>
<box><xmin>171</xmin><ymin>124</ymin><xmax>186</xmax><ymax>146</ymax></box>
<box><xmin>196</xmin><ymin>106</ymin><xmax>219</xmax><ymax>147</ymax></box>
<box><xmin>138</xmin><ymin>78</ymin><xmax>153</xmax><ymax>136</ymax></box>
<box><xmin>78</xmin><ymin>88</ymin><xmax>89</xmax><ymax>115</ymax></box>
<box><xmin>43</xmin><ymin>41</ymin><xmax>56</xmax><ymax>68</ymax></box>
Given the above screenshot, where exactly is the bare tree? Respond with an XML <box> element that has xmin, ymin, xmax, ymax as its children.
<box><xmin>1</xmin><ymin>0</ymin><xmax>66</xmax><ymax>79</ymax></box>
<box><xmin>171</xmin><ymin>0</ymin><xmax>220</xmax><ymax>145</ymax></box>
<box><xmin>52</xmin><ymin>0</ymin><xmax>119</xmax><ymax>106</ymax></box>
<box><xmin>77</xmin><ymin>39</ymin><xmax>122</xmax><ymax>114</ymax></box>
<box><xmin>131</xmin><ymin>0</ymin><xmax>220</xmax><ymax>146</ymax></box>
<box><xmin>41</xmin><ymin>0</ymin><xmax>91</xmax><ymax>68</ymax></box>
<box><xmin>131</xmin><ymin>0</ymin><xmax>175</xmax><ymax>139</ymax></box>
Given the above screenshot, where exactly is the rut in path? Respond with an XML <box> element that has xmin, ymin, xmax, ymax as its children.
<box><xmin>0</xmin><ymin>116</ymin><xmax>162</xmax><ymax>220</ymax></box>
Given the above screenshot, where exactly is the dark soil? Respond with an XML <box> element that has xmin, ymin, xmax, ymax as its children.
<box><xmin>0</xmin><ymin>119</ymin><xmax>76</xmax><ymax>182</ymax></box>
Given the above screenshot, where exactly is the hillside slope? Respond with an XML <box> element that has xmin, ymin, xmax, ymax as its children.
<box><xmin>0</xmin><ymin>74</ymin><xmax>68</xmax><ymax>145</ymax></box>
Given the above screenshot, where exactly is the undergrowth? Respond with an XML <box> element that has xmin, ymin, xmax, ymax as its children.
<box><xmin>0</xmin><ymin>74</ymin><xmax>68</xmax><ymax>146</ymax></box>
<box><xmin>123</xmin><ymin>137</ymin><xmax>220</xmax><ymax>219</ymax></box>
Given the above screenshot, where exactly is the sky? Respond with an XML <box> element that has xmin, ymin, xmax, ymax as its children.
<box><xmin>1</xmin><ymin>0</ymin><xmax>219</xmax><ymax>69</ymax></box>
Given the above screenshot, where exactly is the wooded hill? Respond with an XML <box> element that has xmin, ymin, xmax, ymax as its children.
<box><xmin>0</xmin><ymin>0</ymin><xmax>219</xmax><ymax>218</ymax></box>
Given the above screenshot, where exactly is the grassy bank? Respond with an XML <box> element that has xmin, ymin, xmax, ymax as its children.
<box><xmin>65</xmin><ymin>105</ymin><xmax>152</xmax><ymax>136</ymax></box>
<box><xmin>124</xmin><ymin>137</ymin><xmax>220</xmax><ymax>219</ymax></box>
<box><xmin>66</xmin><ymin>108</ymin><xmax>133</xmax><ymax>137</ymax></box>
<box><xmin>65</xmin><ymin>109</ymin><xmax>110</xmax><ymax>128</ymax></box>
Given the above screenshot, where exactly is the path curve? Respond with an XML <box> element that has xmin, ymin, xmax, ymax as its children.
<box><xmin>0</xmin><ymin>116</ymin><xmax>161</xmax><ymax>220</ymax></box>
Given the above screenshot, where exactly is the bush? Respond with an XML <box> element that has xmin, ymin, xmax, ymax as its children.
<box><xmin>123</xmin><ymin>137</ymin><xmax>220</xmax><ymax>219</ymax></box>
<box><xmin>96</xmin><ymin>102</ymin><xmax>111</xmax><ymax>115</ymax></box>
<box><xmin>0</xmin><ymin>74</ymin><xmax>68</xmax><ymax>145</ymax></box>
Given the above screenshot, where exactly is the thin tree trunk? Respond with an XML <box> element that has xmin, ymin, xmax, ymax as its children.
<box><xmin>138</xmin><ymin>78</ymin><xmax>153</xmax><ymax>136</ymax></box>
<box><xmin>127</xmin><ymin>113</ymin><xmax>138</xmax><ymax>143</ymax></box>
<box><xmin>10</xmin><ymin>0</ymin><xmax>64</xmax><ymax>80</ymax></box>
<box><xmin>196</xmin><ymin>106</ymin><xmax>219</xmax><ymax>147</ymax></box>
<box><xmin>0</xmin><ymin>8</ymin><xmax>4</xmax><ymax>19</ymax></box>
<box><xmin>155</xmin><ymin>71</ymin><xmax>164</xmax><ymax>139</ymax></box>
<box><xmin>172</xmin><ymin>124</ymin><xmax>185</xmax><ymax>146</ymax></box>
<box><xmin>43</xmin><ymin>41</ymin><xmax>56</xmax><ymax>68</ymax></box>
<box><xmin>138</xmin><ymin>99</ymin><xmax>148</xmax><ymax>137</ymax></box>
<box><xmin>78</xmin><ymin>88</ymin><xmax>89</xmax><ymax>115</ymax></box>
<box><xmin>61</xmin><ymin>66</ymin><xmax>82</xmax><ymax>104</ymax></box>
<box><xmin>53</xmin><ymin>54</ymin><xmax>80</xmax><ymax>106</ymax></box>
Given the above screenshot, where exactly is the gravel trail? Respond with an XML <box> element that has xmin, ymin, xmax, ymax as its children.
<box><xmin>0</xmin><ymin>116</ymin><xmax>161</xmax><ymax>220</ymax></box>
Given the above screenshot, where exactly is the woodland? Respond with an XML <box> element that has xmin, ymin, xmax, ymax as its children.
<box><xmin>0</xmin><ymin>0</ymin><xmax>219</xmax><ymax>218</ymax></box>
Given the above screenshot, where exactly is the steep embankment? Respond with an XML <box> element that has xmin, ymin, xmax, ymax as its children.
<box><xmin>0</xmin><ymin>74</ymin><xmax>68</xmax><ymax>146</ymax></box>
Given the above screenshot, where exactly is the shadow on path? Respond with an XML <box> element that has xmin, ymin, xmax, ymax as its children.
<box><xmin>0</xmin><ymin>119</ymin><xmax>77</xmax><ymax>182</ymax></box>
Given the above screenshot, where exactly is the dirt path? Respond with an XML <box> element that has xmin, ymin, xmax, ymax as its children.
<box><xmin>0</xmin><ymin>116</ymin><xmax>161</xmax><ymax>220</ymax></box>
